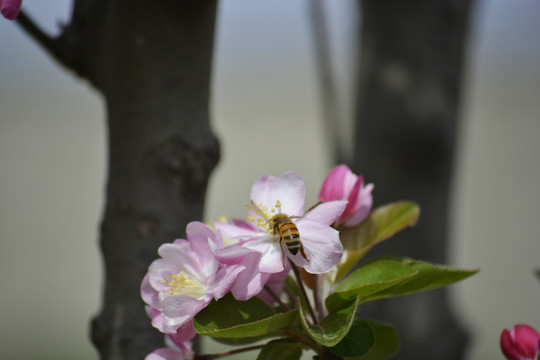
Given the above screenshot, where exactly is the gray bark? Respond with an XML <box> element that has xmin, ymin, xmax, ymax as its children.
<box><xmin>352</xmin><ymin>1</ymin><xmax>475</xmax><ymax>359</ymax></box>
<box><xmin>18</xmin><ymin>1</ymin><xmax>219</xmax><ymax>359</ymax></box>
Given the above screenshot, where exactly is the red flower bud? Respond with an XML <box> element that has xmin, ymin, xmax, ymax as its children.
<box><xmin>0</xmin><ymin>0</ymin><xmax>22</xmax><ymax>20</ymax></box>
<box><xmin>501</xmin><ymin>324</ymin><xmax>540</xmax><ymax>360</ymax></box>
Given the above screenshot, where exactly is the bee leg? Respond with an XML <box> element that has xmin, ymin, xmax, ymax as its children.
<box><xmin>280</xmin><ymin>238</ymin><xmax>287</xmax><ymax>268</ymax></box>
<box><xmin>300</xmin><ymin>244</ymin><xmax>309</xmax><ymax>262</ymax></box>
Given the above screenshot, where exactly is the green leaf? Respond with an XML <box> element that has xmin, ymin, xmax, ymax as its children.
<box><xmin>193</xmin><ymin>293</ymin><xmax>298</xmax><ymax>338</ymax></box>
<box><xmin>299</xmin><ymin>296</ymin><xmax>359</xmax><ymax>347</ymax></box>
<box><xmin>328</xmin><ymin>319</ymin><xmax>373</xmax><ymax>358</ymax></box>
<box><xmin>326</xmin><ymin>260</ymin><xmax>418</xmax><ymax>312</ymax></box>
<box><xmin>210</xmin><ymin>333</ymin><xmax>279</xmax><ymax>346</ymax></box>
<box><xmin>256</xmin><ymin>339</ymin><xmax>303</xmax><ymax>360</ymax></box>
<box><xmin>358</xmin><ymin>257</ymin><xmax>479</xmax><ymax>303</ymax></box>
<box><xmin>331</xmin><ymin>320</ymin><xmax>399</xmax><ymax>360</ymax></box>
<box><xmin>333</xmin><ymin>201</ymin><xmax>420</xmax><ymax>282</ymax></box>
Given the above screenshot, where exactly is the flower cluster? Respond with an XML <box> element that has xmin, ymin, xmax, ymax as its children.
<box><xmin>141</xmin><ymin>166</ymin><xmax>372</xmax><ymax>358</ymax></box>
<box><xmin>142</xmin><ymin>165</ymin><xmax>476</xmax><ymax>359</ymax></box>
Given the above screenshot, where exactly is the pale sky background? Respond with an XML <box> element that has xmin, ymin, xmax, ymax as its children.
<box><xmin>1</xmin><ymin>1</ymin><xmax>539</xmax><ymax>359</ymax></box>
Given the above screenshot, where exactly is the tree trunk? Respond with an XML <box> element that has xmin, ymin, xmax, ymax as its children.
<box><xmin>352</xmin><ymin>1</ymin><xmax>474</xmax><ymax>359</ymax></box>
<box><xmin>17</xmin><ymin>1</ymin><xmax>220</xmax><ymax>358</ymax></box>
<box><xmin>89</xmin><ymin>2</ymin><xmax>219</xmax><ymax>358</ymax></box>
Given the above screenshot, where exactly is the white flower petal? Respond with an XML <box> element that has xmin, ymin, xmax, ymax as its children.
<box><xmin>291</xmin><ymin>219</ymin><xmax>343</xmax><ymax>274</ymax></box>
<box><xmin>243</xmin><ymin>238</ymin><xmax>285</xmax><ymax>273</ymax></box>
<box><xmin>250</xmin><ymin>172</ymin><xmax>305</xmax><ymax>216</ymax></box>
<box><xmin>161</xmin><ymin>295</ymin><xmax>207</xmax><ymax>329</ymax></box>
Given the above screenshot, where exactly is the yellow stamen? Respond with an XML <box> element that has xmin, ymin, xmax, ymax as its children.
<box><xmin>163</xmin><ymin>271</ymin><xmax>206</xmax><ymax>299</ymax></box>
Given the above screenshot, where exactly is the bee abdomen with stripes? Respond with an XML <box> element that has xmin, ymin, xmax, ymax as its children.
<box><xmin>270</xmin><ymin>214</ymin><xmax>309</xmax><ymax>263</ymax></box>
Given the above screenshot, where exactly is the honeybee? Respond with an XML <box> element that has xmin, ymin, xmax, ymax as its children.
<box><xmin>248</xmin><ymin>200</ymin><xmax>309</xmax><ymax>266</ymax></box>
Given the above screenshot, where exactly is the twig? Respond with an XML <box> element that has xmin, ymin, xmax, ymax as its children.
<box><xmin>15</xmin><ymin>8</ymin><xmax>88</xmax><ymax>79</ymax></box>
<box><xmin>16</xmin><ymin>10</ymin><xmax>64</xmax><ymax>65</ymax></box>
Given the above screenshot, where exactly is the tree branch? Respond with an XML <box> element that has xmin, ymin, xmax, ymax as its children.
<box><xmin>15</xmin><ymin>8</ymin><xmax>94</xmax><ymax>82</ymax></box>
<box><xmin>16</xmin><ymin>11</ymin><xmax>67</xmax><ymax>67</ymax></box>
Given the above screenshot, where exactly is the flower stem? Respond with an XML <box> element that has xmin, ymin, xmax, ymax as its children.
<box><xmin>284</xmin><ymin>285</ymin><xmax>296</xmax><ymax>305</ymax></box>
<box><xmin>264</xmin><ymin>285</ymin><xmax>291</xmax><ymax>312</ymax></box>
<box><xmin>313</xmin><ymin>274</ymin><xmax>326</xmax><ymax>321</ymax></box>
<box><xmin>291</xmin><ymin>263</ymin><xmax>318</xmax><ymax>324</ymax></box>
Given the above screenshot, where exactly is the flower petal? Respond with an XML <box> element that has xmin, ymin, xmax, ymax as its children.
<box><xmin>141</xmin><ymin>274</ymin><xmax>161</xmax><ymax>310</ymax></box>
<box><xmin>290</xmin><ymin>219</ymin><xmax>343</xmax><ymax>274</ymax></box>
<box><xmin>304</xmin><ymin>200</ymin><xmax>347</xmax><ymax>226</ymax></box>
<box><xmin>512</xmin><ymin>325</ymin><xmax>540</xmax><ymax>358</ymax></box>
<box><xmin>150</xmin><ymin>243</ymin><xmax>207</xmax><ymax>288</ymax></box>
<box><xmin>161</xmin><ymin>295</ymin><xmax>207</xmax><ymax>331</ymax></box>
<box><xmin>145</xmin><ymin>348</ymin><xmax>190</xmax><ymax>360</ymax></box>
<box><xmin>243</xmin><ymin>237</ymin><xmax>286</xmax><ymax>273</ymax></box>
<box><xmin>215</xmin><ymin>221</ymin><xmax>262</xmax><ymax>242</ymax></box>
<box><xmin>207</xmin><ymin>263</ymin><xmax>246</xmax><ymax>300</ymax></box>
<box><xmin>170</xmin><ymin>321</ymin><xmax>197</xmax><ymax>344</ymax></box>
<box><xmin>344</xmin><ymin>182</ymin><xmax>374</xmax><ymax>227</ymax></box>
<box><xmin>231</xmin><ymin>252</ymin><xmax>271</xmax><ymax>300</ymax></box>
<box><xmin>319</xmin><ymin>165</ymin><xmax>357</xmax><ymax>202</ymax></box>
<box><xmin>212</xmin><ymin>242</ymin><xmax>257</xmax><ymax>265</ymax></box>
<box><xmin>501</xmin><ymin>329</ymin><xmax>524</xmax><ymax>360</ymax></box>
<box><xmin>340</xmin><ymin>175</ymin><xmax>363</xmax><ymax>221</ymax></box>
<box><xmin>251</xmin><ymin>172</ymin><xmax>305</xmax><ymax>216</ymax></box>
<box><xmin>186</xmin><ymin>221</ymin><xmax>216</xmax><ymax>257</ymax></box>
<box><xmin>185</xmin><ymin>222</ymin><xmax>220</xmax><ymax>276</ymax></box>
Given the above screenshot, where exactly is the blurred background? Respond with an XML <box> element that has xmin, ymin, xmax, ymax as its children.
<box><xmin>1</xmin><ymin>0</ymin><xmax>539</xmax><ymax>359</ymax></box>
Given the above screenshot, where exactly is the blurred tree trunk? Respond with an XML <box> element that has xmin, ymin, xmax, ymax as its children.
<box><xmin>18</xmin><ymin>1</ymin><xmax>219</xmax><ymax>359</ymax></box>
<box><xmin>352</xmin><ymin>1</ymin><xmax>475</xmax><ymax>359</ymax></box>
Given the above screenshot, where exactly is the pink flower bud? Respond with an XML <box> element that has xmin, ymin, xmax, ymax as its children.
<box><xmin>0</xmin><ymin>0</ymin><xmax>22</xmax><ymax>20</ymax></box>
<box><xmin>319</xmin><ymin>164</ymin><xmax>374</xmax><ymax>227</ymax></box>
<box><xmin>500</xmin><ymin>324</ymin><xmax>540</xmax><ymax>360</ymax></box>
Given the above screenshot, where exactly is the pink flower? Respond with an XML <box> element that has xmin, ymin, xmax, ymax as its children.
<box><xmin>319</xmin><ymin>164</ymin><xmax>374</xmax><ymax>227</ymax></box>
<box><xmin>0</xmin><ymin>0</ymin><xmax>22</xmax><ymax>20</ymax></box>
<box><xmin>144</xmin><ymin>306</ymin><xmax>197</xmax><ymax>344</ymax></box>
<box><xmin>501</xmin><ymin>324</ymin><xmax>540</xmax><ymax>360</ymax></box>
<box><xmin>216</xmin><ymin>172</ymin><xmax>347</xmax><ymax>275</ymax></box>
<box><xmin>146</xmin><ymin>348</ymin><xmax>192</xmax><ymax>360</ymax></box>
<box><xmin>145</xmin><ymin>339</ymin><xmax>193</xmax><ymax>360</ymax></box>
<box><xmin>141</xmin><ymin>222</ymin><xmax>244</xmax><ymax>334</ymax></box>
